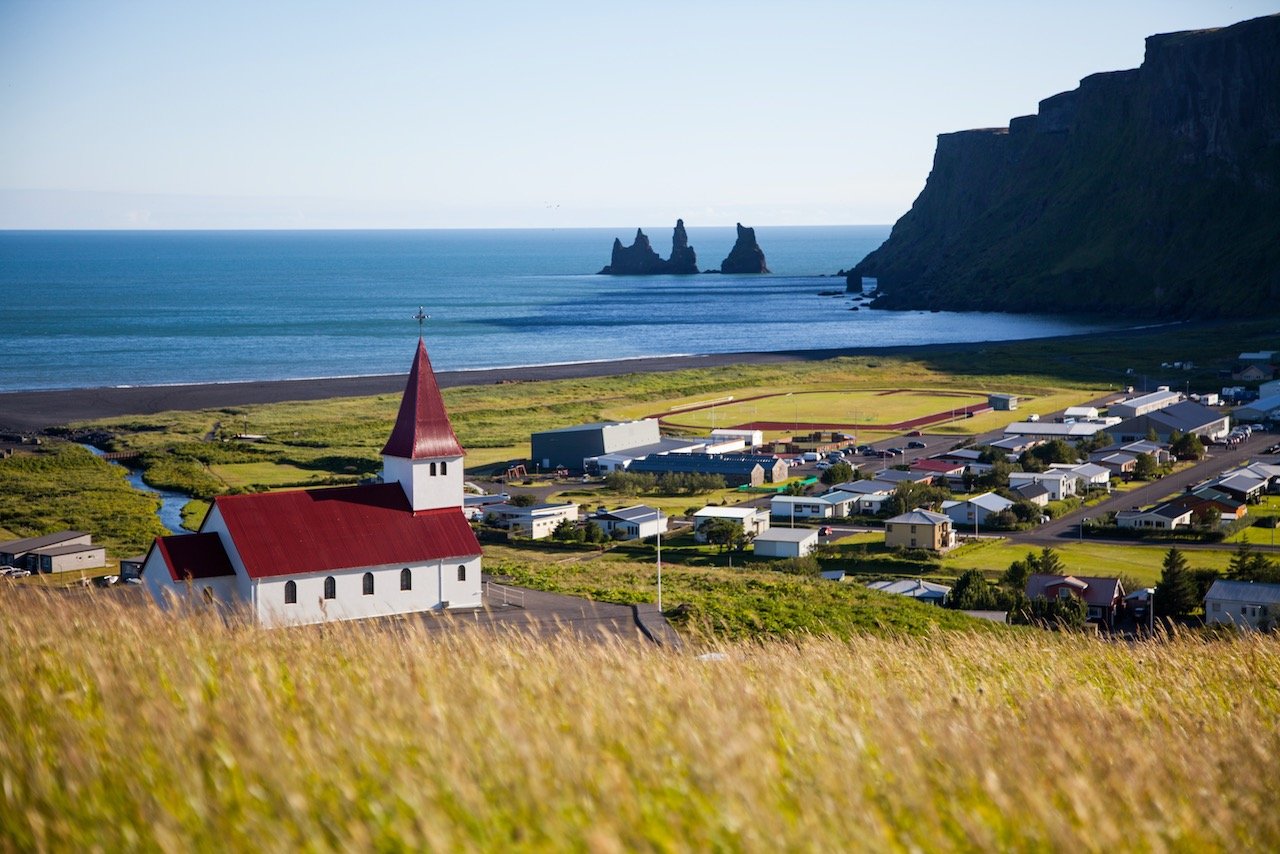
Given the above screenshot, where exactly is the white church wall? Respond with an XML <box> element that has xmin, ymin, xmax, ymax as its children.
<box><xmin>255</xmin><ymin>553</ymin><xmax>481</xmax><ymax>628</ymax></box>
<box><xmin>383</xmin><ymin>454</ymin><xmax>464</xmax><ymax>511</ymax></box>
<box><xmin>140</xmin><ymin>548</ymin><xmax>241</xmax><ymax>611</ymax></box>
<box><xmin>198</xmin><ymin>504</ymin><xmax>254</xmax><ymax>602</ymax></box>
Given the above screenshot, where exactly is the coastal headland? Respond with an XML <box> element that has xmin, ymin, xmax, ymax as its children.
<box><xmin>0</xmin><ymin>322</ymin><xmax>1195</xmax><ymax>432</ymax></box>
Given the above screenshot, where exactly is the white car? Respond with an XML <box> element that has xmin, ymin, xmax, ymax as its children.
<box><xmin>5</xmin><ymin>569</ymin><xmax>31</xmax><ymax>578</ymax></box>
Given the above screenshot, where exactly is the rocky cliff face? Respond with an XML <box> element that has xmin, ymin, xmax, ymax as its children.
<box><xmin>719</xmin><ymin>223</ymin><xmax>770</xmax><ymax>274</ymax></box>
<box><xmin>848</xmin><ymin>14</ymin><xmax>1280</xmax><ymax>318</ymax></box>
<box><xmin>599</xmin><ymin>220</ymin><xmax>699</xmax><ymax>275</ymax></box>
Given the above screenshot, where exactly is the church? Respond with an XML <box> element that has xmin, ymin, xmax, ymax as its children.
<box><xmin>142</xmin><ymin>338</ymin><xmax>484</xmax><ymax>627</ymax></box>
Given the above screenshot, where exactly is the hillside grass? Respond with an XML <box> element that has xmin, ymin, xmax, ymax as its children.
<box><xmin>1</xmin><ymin>593</ymin><xmax>1277</xmax><ymax>851</ymax></box>
<box><xmin>483</xmin><ymin>545</ymin><xmax>994</xmax><ymax>640</ymax></box>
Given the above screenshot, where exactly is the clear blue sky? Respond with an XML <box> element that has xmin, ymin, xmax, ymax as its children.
<box><xmin>2</xmin><ymin>0</ymin><xmax>1276</xmax><ymax>229</ymax></box>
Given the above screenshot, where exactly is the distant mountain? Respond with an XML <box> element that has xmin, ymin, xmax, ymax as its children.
<box><xmin>847</xmin><ymin>14</ymin><xmax>1280</xmax><ymax>318</ymax></box>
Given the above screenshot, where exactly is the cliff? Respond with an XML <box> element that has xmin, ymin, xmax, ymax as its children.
<box><xmin>848</xmin><ymin>14</ymin><xmax>1280</xmax><ymax>318</ymax></box>
<box><xmin>719</xmin><ymin>223</ymin><xmax>770</xmax><ymax>274</ymax></box>
<box><xmin>599</xmin><ymin>220</ymin><xmax>698</xmax><ymax>275</ymax></box>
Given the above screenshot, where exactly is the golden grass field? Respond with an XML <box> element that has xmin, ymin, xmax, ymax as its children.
<box><xmin>1</xmin><ymin>592</ymin><xmax>1277</xmax><ymax>851</ymax></box>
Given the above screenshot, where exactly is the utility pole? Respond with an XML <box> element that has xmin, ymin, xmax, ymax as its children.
<box><xmin>656</xmin><ymin>527</ymin><xmax>662</xmax><ymax>613</ymax></box>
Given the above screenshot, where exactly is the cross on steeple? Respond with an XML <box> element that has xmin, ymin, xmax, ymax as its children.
<box><xmin>413</xmin><ymin>306</ymin><xmax>430</xmax><ymax>338</ymax></box>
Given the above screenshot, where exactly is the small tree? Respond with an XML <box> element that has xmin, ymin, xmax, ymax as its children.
<box><xmin>1155</xmin><ymin>547</ymin><xmax>1198</xmax><ymax>619</ymax></box>
<box><xmin>1133</xmin><ymin>452</ymin><xmax>1158</xmax><ymax>481</ymax></box>
<box><xmin>820</xmin><ymin>461</ymin><xmax>854</xmax><ymax>485</ymax></box>
<box><xmin>701</xmin><ymin>518</ymin><xmax>742</xmax><ymax>551</ymax></box>
<box><xmin>551</xmin><ymin>517</ymin><xmax>584</xmax><ymax>542</ymax></box>
<box><xmin>508</xmin><ymin>493</ymin><xmax>538</xmax><ymax>507</ymax></box>
<box><xmin>947</xmin><ymin>569</ymin><xmax>998</xmax><ymax>610</ymax></box>
<box><xmin>1170</xmin><ymin>432</ymin><xmax>1205</xmax><ymax>460</ymax></box>
<box><xmin>582</xmin><ymin>520</ymin><xmax>606</xmax><ymax>544</ymax></box>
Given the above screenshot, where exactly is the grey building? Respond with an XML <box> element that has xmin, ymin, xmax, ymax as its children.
<box><xmin>1108</xmin><ymin>401</ymin><xmax>1230</xmax><ymax>444</ymax></box>
<box><xmin>1204</xmin><ymin>579</ymin><xmax>1280</xmax><ymax>631</ymax></box>
<box><xmin>0</xmin><ymin>531</ymin><xmax>92</xmax><ymax>571</ymax></box>
<box><xmin>531</xmin><ymin>419</ymin><xmax>661</xmax><ymax>473</ymax></box>
<box><xmin>1109</xmin><ymin>390</ymin><xmax>1182</xmax><ymax>420</ymax></box>
<box><xmin>628</xmin><ymin>453</ymin><xmax>766</xmax><ymax>487</ymax></box>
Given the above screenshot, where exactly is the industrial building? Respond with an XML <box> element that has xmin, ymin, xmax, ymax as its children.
<box><xmin>531</xmin><ymin>419</ymin><xmax>666</xmax><ymax>473</ymax></box>
<box><xmin>1108</xmin><ymin>389</ymin><xmax>1182</xmax><ymax>420</ymax></box>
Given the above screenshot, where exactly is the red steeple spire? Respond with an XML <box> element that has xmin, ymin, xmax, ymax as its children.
<box><xmin>381</xmin><ymin>338</ymin><xmax>465</xmax><ymax>459</ymax></box>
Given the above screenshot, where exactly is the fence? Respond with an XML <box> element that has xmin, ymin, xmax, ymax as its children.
<box><xmin>484</xmin><ymin>581</ymin><xmax>525</xmax><ymax>608</ymax></box>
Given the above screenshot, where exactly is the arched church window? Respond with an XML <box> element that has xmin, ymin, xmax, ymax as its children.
<box><xmin>400</xmin><ymin>568</ymin><xmax>412</xmax><ymax>591</ymax></box>
<box><xmin>457</xmin><ymin>565</ymin><xmax>466</xmax><ymax>582</ymax></box>
<box><xmin>430</xmin><ymin>462</ymin><xmax>437</xmax><ymax>476</ymax></box>
<box><xmin>363</xmin><ymin>572</ymin><xmax>375</xmax><ymax>595</ymax></box>
<box><xmin>285</xmin><ymin>580</ymin><xmax>297</xmax><ymax>604</ymax></box>
<box><xmin>441</xmin><ymin>461</ymin><xmax>447</xmax><ymax>476</ymax></box>
<box><xmin>323</xmin><ymin>576</ymin><xmax>336</xmax><ymax>599</ymax></box>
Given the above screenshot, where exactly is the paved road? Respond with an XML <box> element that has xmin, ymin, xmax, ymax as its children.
<box><xmin>1011</xmin><ymin>432</ymin><xmax>1277</xmax><ymax>546</ymax></box>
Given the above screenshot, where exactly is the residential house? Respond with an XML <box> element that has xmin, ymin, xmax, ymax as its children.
<box><xmin>1200</xmin><ymin>470</ymin><xmax>1268</xmax><ymax>504</ymax></box>
<box><xmin>1014</xmin><ymin>482</ymin><xmax>1052</xmax><ymax>507</ymax></box>
<box><xmin>488</xmin><ymin>502</ymin><xmax>580</xmax><ymax>539</ymax></box>
<box><xmin>1025</xmin><ymin>573</ymin><xmax>1125</xmax><ymax>628</ymax></box>
<box><xmin>1160</xmin><ymin>488</ymin><xmax>1246</xmax><ymax>525</ymax></box>
<box><xmin>910</xmin><ymin>458</ymin><xmax>967</xmax><ymax>487</ymax></box>
<box><xmin>1063</xmin><ymin>406</ymin><xmax>1100</xmax><ymax>420</ymax></box>
<box><xmin>866</xmin><ymin>578</ymin><xmax>951</xmax><ymax>606</ymax></box>
<box><xmin>1008</xmin><ymin>470</ymin><xmax>1080</xmax><ymax>502</ymax></box>
<box><xmin>1049</xmin><ymin>462</ymin><xmax>1112</xmax><ymax>492</ymax></box>
<box><xmin>828</xmin><ymin>480</ymin><xmax>895</xmax><ymax>514</ymax></box>
<box><xmin>1231</xmin><ymin>364</ymin><xmax>1275</xmax><ymax>383</ymax></box>
<box><xmin>1003</xmin><ymin>421</ymin><xmax>1109</xmax><ymax>442</ymax></box>
<box><xmin>770</xmin><ymin>494</ymin><xmax>835</xmax><ymax>520</ymax></box>
<box><xmin>32</xmin><ymin>542</ymin><xmax>107</xmax><ymax>574</ymax></box>
<box><xmin>872</xmin><ymin>468</ymin><xmax>935</xmax><ymax>486</ymax></box>
<box><xmin>590</xmin><ymin>505</ymin><xmax>667</xmax><ymax>540</ymax></box>
<box><xmin>1115</xmin><ymin>503</ymin><xmax>1195</xmax><ymax>530</ymax></box>
<box><xmin>1204</xmin><ymin>579</ymin><xmax>1280</xmax><ymax>630</ymax></box>
<box><xmin>692</xmin><ymin>506</ymin><xmax>770</xmax><ymax>542</ymax></box>
<box><xmin>940</xmin><ymin>492</ymin><xmax>1015</xmax><ymax>529</ymax></box>
<box><xmin>884</xmin><ymin>509</ymin><xmax>956</xmax><ymax>552</ymax></box>
<box><xmin>753</xmin><ymin>528</ymin><xmax>819</xmax><ymax>559</ymax></box>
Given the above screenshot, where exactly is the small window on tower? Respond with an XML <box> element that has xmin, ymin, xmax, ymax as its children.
<box><xmin>363</xmin><ymin>572</ymin><xmax>375</xmax><ymax>595</ymax></box>
<box><xmin>441</xmin><ymin>461</ymin><xmax>448</xmax><ymax>476</ymax></box>
<box><xmin>430</xmin><ymin>462</ymin><xmax>437</xmax><ymax>476</ymax></box>
<box><xmin>458</xmin><ymin>565</ymin><xmax>466</xmax><ymax>582</ymax></box>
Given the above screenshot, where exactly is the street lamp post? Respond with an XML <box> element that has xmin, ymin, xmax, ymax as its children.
<box><xmin>656</xmin><ymin>527</ymin><xmax>662</xmax><ymax>613</ymax></box>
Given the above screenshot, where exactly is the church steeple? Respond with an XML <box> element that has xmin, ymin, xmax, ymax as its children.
<box><xmin>381</xmin><ymin>338</ymin><xmax>465</xmax><ymax>459</ymax></box>
<box><xmin>381</xmin><ymin>337</ymin><xmax>465</xmax><ymax>512</ymax></box>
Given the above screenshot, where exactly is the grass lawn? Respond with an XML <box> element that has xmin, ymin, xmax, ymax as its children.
<box><xmin>208</xmin><ymin>461</ymin><xmax>359</xmax><ymax>489</ymax></box>
<box><xmin>941</xmin><ymin>539</ymin><xmax>1238</xmax><ymax>585</ymax></box>
<box><xmin>548</xmin><ymin>486</ymin><xmax>757</xmax><ymax>517</ymax></box>
<box><xmin>1226</xmin><ymin>496</ymin><xmax>1280</xmax><ymax>545</ymax></box>
<box><xmin>651</xmin><ymin>388</ymin><xmax>989</xmax><ymax>431</ymax></box>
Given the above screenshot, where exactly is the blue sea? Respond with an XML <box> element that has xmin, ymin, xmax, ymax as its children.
<box><xmin>0</xmin><ymin>227</ymin><xmax>1123</xmax><ymax>392</ymax></box>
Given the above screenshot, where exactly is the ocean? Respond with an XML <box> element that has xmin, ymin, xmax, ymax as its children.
<box><xmin>0</xmin><ymin>227</ymin><xmax>1121</xmax><ymax>392</ymax></box>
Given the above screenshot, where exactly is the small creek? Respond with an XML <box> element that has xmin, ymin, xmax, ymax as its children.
<box><xmin>82</xmin><ymin>444</ymin><xmax>190</xmax><ymax>535</ymax></box>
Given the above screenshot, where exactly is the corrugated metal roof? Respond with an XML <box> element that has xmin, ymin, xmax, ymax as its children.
<box><xmin>212</xmin><ymin>483</ymin><xmax>480</xmax><ymax>579</ymax></box>
<box><xmin>886</xmin><ymin>509</ymin><xmax>951</xmax><ymax>525</ymax></box>
<box><xmin>1026</xmin><ymin>573</ymin><xmax>1123</xmax><ymax>607</ymax></box>
<box><xmin>755</xmin><ymin>528</ymin><xmax>818</xmax><ymax>544</ymax></box>
<box><xmin>152</xmin><ymin>533</ymin><xmax>236</xmax><ymax>581</ymax></box>
<box><xmin>1205</xmin><ymin>579</ymin><xmax>1280</xmax><ymax>605</ymax></box>
<box><xmin>380</xmin><ymin>339</ymin><xmax>465</xmax><ymax>460</ymax></box>
<box><xmin>0</xmin><ymin>530</ymin><xmax>88</xmax><ymax>555</ymax></box>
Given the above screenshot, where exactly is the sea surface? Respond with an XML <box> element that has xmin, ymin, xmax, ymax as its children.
<box><xmin>0</xmin><ymin>227</ymin><xmax>1124</xmax><ymax>392</ymax></box>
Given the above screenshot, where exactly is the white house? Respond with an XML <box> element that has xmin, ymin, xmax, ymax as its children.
<box><xmin>753</xmin><ymin>528</ymin><xmax>819</xmax><ymax>559</ymax></box>
<box><xmin>1204</xmin><ymin>579</ymin><xmax>1280</xmax><ymax>630</ymax></box>
<box><xmin>1008</xmin><ymin>470</ymin><xmax>1080</xmax><ymax>502</ymax></box>
<box><xmin>143</xmin><ymin>338</ymin><xmax>484</xmax><ymax>627</ymax></box>
<box><xmin>1115</xmin><ymin>504</ymin><xmax>1194</xmax><ymax>530</ymax></box>
<box><xmin>1063</xmin><ymin>406</ymin><xmax>1100</xmax><ymax>420</ymax></box>
<box><xmin>940</xmin><ymin>492</ymin><xmax>1015</xmax><ymax>529</ymax></box>
<box><xmin>487</xmin><ymin>502</ymin><xmax>580</xmax><ymax>539</ymax></box>
<box><xmin>590</xmin><ymin>505</ymin><xmax>667</xmax><ymax>540</ymax></box>
<box><xmin>770</xmin><ymin>494</ymin><xmax>835</xmax><ymax>520</ymax></box>
<box><xmin>692</xmin><ymin>506</ymin><xmax>770</xmax><ymax>542</ymax></box>
<box><xmin>1050</xmin><ymin>462</ymin><xmax>1112</xmax><ymax>491</ymax></box>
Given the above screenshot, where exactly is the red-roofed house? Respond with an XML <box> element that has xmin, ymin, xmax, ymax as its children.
<box><xmin>143</xmin><ymin>339</ymin><xmax>483</xmax><ymax>626</ymax></box>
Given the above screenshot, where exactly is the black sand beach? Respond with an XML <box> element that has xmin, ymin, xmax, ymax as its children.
<box><xmin>0</xmin><ymin>327</ymin><xmax>1163</xmax><ymax>432</ymax></box>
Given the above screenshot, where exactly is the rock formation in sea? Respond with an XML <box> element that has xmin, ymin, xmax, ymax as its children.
<box><xmin>845</xmin><ymin>14</ymin><xmax>1280</xmax><ymax>318</ymax></box>
<box><xmin>598</xmin><ymin>220</ymin><xmax>698</xmax><ymax>275</ymax></box>
<box><xmin>719</xmin><ymin>223</ymin><xmax>770</xmax><ymax>274</ymax></box>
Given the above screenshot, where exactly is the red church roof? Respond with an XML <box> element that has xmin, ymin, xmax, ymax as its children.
<box><xmin>380</xmin><ymin>338</ymin><xmax>465</xmax><ymax>459</ymax></box>
<box><xmin>149</xmin><ymin>532</ymin><xmax>236</xmax><ymax>582</ymax></box>
<box><xmin>209</xmin><ymin>483</ymin><xmax>480</xmax><ymax>579</ymax></box>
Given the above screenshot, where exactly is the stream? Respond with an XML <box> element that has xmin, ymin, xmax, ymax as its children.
<box><xmin>82</xmin><ymin>444</ymin><xmax>191</xmax><ymax>535</ymax></box>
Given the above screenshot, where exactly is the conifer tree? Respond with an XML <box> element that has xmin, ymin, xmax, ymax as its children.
<box><xmin>1155</xmin><ymin>547</ymin><xmax>1197</xmax><ymax>619</ymax></box>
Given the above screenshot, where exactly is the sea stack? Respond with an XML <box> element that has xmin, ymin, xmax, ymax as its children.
<box><xmin>598</xmin><ymin>220</ymin><xmax>698</xmax><ymax>275</ymax></box>
<box><xmin>719</xmin><ymin>223</ymin><xmax>770</xmax><ymax>274</ymax></box>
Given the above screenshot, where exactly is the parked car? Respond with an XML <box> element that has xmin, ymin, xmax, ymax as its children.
<box><xmin>5</xmin><ymin>569</ymin><xmax>31</xmax><ymax>578</ymax></box>
<box><xmin>816</xmin><ymin>461</ymin><xmax>833</xmax><ymax>470</ymax></box>
<box><xmin>906</xmin><ymin>430</ymin><xmax>923</xmax><ymax>437</ymax></box>
<box><xmin>818</xmin><ymin>525</ymin><xmax>833</xmax><ymax>536</ymax></box>
<box><xmin>886</xmin><ymin>447</ymin><xmax>905</xmax><ymax>456</ymax></box>
<box><xmin>0</xmin><ymin>565</ymin><xmax>20</xmax><ymax>576</ymax></box>
<box><xmin>907</xmin><ymin>440</ymin><xmax>927</xmax><ymax>449</ymax></box>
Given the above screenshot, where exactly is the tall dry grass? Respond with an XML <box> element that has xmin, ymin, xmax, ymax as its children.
<box><xmin>1</xmin><ymin>590</ymin><xmax>1277</xmax><ymax>852</ymax></box>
